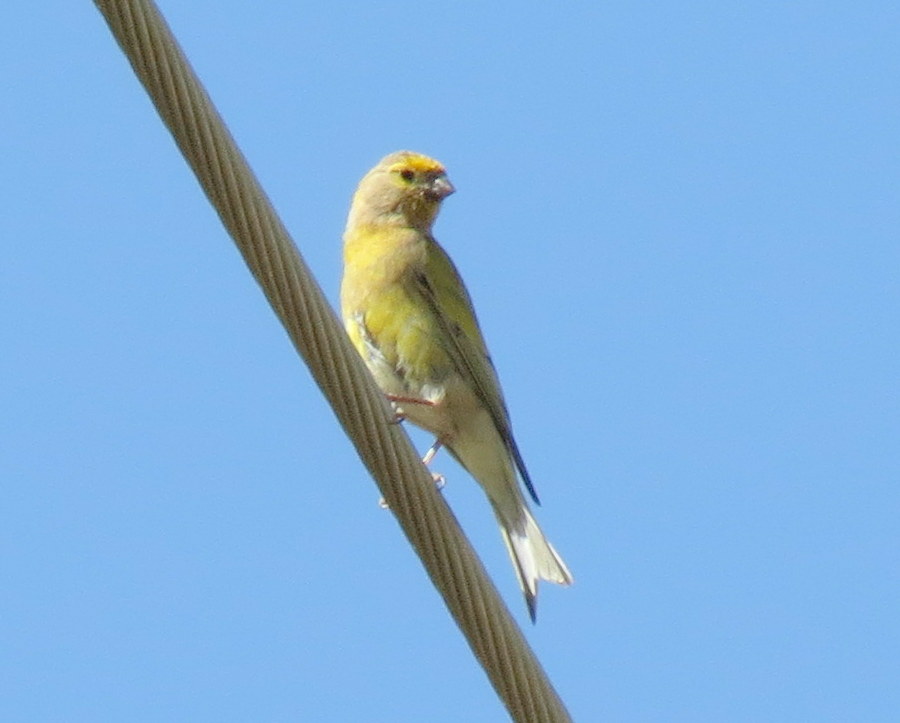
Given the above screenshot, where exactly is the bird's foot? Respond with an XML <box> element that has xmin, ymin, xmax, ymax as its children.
<box><xmin>378</xmin><ymin>463</ymin><xmax>447</xmax><ymax>510</ymax></box>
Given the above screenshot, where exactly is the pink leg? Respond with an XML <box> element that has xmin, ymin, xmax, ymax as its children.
<box><xmin>386</xmin><ymin>393</ymin><xmax>436</xmax><ymax>407</ymax></box>
<box><xmin>422</xmin><ymin>439</ymin><xmax>443</xmax><ymax>466</ymax></box>
<box><xmin>378</xmin><ymin>440</ymin><xmax>446</xmax><ymax>509</ymax></box>
<box><xmin>387</xmin><ymin>394</ymin><xmax>436</xmax><ymax>425</ymax></box>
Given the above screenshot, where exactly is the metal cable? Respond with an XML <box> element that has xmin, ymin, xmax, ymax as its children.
<box><xmin>92</xmin><ymin>2</ymin><xmax>573</xmax><ymax>720</ymax></box>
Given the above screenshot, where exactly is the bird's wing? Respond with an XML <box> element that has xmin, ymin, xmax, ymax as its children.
<box><xmin>410</xmin><ymin>239</ymin><xmax>540</xmax><ymax>505</ymax></box>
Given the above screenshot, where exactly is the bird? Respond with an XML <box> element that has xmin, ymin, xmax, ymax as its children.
<box><xmin>340</xmin><ymin>150</ymin><xmax>572</xmax><ymax>621</ymax></box>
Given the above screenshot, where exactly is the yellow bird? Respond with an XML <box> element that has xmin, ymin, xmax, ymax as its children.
<box><xmin>341</xmin><ymin>151</ymin><xmax>572</xmax><ymax>620</ymax></box>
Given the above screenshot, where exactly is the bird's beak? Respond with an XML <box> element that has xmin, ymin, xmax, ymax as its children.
<box><xmin>428</xmin><ymin>175</ymin><xmax>455</xmax><ymax>200</ymax></box>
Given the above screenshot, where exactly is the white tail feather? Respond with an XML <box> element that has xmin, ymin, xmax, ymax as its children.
<box><xmin>495</xmin><ymin>506</ymin><xmax>573</xmax><ymax>621</ymax></box>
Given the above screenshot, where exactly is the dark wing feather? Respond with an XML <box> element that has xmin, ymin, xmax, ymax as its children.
<box><xmin>410</xmin><ymin>242</ymin><xmax>541</xmax><ymax>505</ymax></box>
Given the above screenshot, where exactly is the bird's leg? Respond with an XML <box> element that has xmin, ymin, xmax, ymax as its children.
<box><xmin>422</xmin><ymin>439</ymin><xmax>442</xmax><ymax>466</ymax></box>
<box><xmin>422</xmin><ymin>438</ymin><xmax>446</xmax><ymax>490</ymax></box>
<box><xmin>378</xmin><ymin>438</ymin><xmax>446</xmax><ymax>509</ymax></box>
<box><xmin>386</xmin><ymin>393</ymin><xmax>436</xmax><ymax>406</ymax></box>
<box><xmin>386</xmin><ymin>394</ymin><xmax>435</xmax><ymax>425</ymax></box>
<box><xmin>381</xmin><ymin>393</ymin><xmax>447</xmax><ymax>505</ymax></box>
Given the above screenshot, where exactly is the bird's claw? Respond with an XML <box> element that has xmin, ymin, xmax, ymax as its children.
<box><xmin>377</xmin><ymin>470</ymin><xmax>447</xmax><ymax>509</ymax></box>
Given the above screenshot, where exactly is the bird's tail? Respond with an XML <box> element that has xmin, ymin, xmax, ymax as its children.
<box><xmin>494</xmin><ymin>505</ymin><xmax>573</xmax><ymax>622</ymax></box>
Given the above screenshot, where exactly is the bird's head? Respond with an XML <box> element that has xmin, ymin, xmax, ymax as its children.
<box><xmin>348</xmin><ymin>151</ymin><xmax>455</xmax><ymax>231</ymax></box>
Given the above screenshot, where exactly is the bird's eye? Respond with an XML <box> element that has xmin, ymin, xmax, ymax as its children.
<box><xmin>399</xmin><ymin>169</ymin><xmax>415</xmax><ymax>182</ymax></box>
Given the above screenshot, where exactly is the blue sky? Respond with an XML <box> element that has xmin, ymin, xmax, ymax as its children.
<box><xmin>2</xmin><ymin>2</ymin><xmax>898</xmax><ymax>721</ymax></box>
